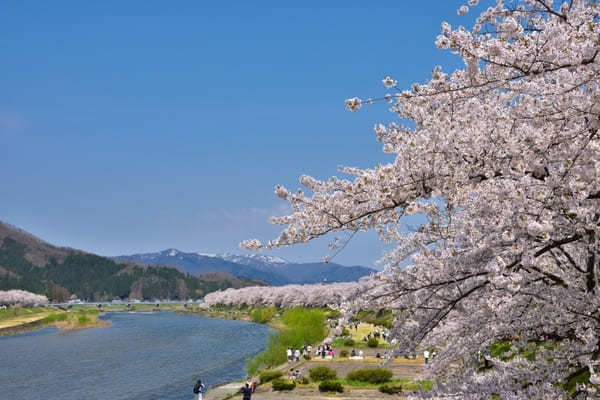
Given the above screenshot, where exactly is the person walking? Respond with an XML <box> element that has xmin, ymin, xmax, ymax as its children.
<box><xmin>193</xmin><ymin>378</ymin><xmax>206</xmax><ymax>400</ymax></box>
<box><xmin>241</xmin><ymin>382</ymin><xmax>253</xmax><ymax>400</ymax></box>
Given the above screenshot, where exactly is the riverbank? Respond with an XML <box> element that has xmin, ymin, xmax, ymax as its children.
<box><xmin>190</xmin><ymin>305</ymin><xmax>429</xmax><ymax>400</ymax></box>
<box><xmin>0</xmin><ymin>306</ymin><xmax>108</xmax><ymax>336</ymax></box>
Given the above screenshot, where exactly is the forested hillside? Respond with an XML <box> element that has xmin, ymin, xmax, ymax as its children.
<box><xmin>0</xmin><ymin>222</ymin><xmax>264</xmax><ymax>301</ymax></box>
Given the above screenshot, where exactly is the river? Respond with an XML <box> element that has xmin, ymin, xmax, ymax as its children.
<box><xmin>0</xmin><ymin>311</ymin><xmax>270</xmax><ymax>399</ymax></box>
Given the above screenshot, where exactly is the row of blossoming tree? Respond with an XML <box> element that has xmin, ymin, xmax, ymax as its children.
<box><xmin>203</xmin><ymin>282</ymin><xmax>362</xmax><ymax>309</ymax></box>
<box><xmin>0</xmin><ymin>290</ymin><xmax>48</xmax><ymax>307</ymax></box>
<box><xmin>232</xmin><ymin>0</ymin><xmax>600</xmax><ymax>398</ymax></box>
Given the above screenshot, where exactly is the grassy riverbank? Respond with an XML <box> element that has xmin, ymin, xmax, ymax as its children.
<box><xmin>246</xmin><ymin>307</ymin><xmax>327</xmax><ymax>374</ymax></box>
<box><xmin>187</xmin><ymin>305</ymin><xmax>432</xmax><ymax>400</ymax></box>
<box><xmin>0</xmin><ymin>306</ymin><xmax>109</xmax><ymax>335</ymax></box>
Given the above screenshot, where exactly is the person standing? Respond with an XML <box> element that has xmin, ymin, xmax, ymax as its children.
<box><xmin>423</xmin><ymin>350</ymin><xmax>430</xmax><ymax>364</ymax></box>
<box><xmin>286</xmin><ymin>347</ymin><xmax>293</xmax><ymax>362</ymax></box>
<box><xmin>245</xmin><ymin>377</ymin><xmax>255</xmax><ymax>393</ymax></box>
<box><xmin>241</xmin><ymin>382</ymin><xmax>253</xmax><ymax>400</ymax></box>
<box><xmin>294</xmin><ymin>348</ymin><xmax>300</xmax><ymax>362</ymax></box>
<box><xmin>193</xmin><ymin>378</ymin><xmax>206</xmax><ymax>400</ymax></box>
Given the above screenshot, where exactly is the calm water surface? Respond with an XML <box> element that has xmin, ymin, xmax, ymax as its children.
<box><xmin>0</xmin><ymin>311</ymin><xmax>270</xmax><ymax>400</ymax></box>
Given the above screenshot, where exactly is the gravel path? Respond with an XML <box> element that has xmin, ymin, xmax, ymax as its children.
<box><xmin>225</xmin><ymin>387</ymin><xmax>405</xmax><ymax>400</ymax></box>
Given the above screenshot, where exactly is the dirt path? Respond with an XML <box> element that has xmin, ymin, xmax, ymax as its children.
<box><xmin>205</xmin><ymin>358</ymin><xmax>423</xmax><ymax>400</ymax></box>
<box><xmin>225</xmin><ymin>387</ymin><xmax>405</xmax><ymax>400</ymax></box>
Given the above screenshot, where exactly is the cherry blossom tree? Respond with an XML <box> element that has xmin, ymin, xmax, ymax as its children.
<box><xmin>241</xmin><ymin>1</ymin><xmax>600</xmax><ymax>397</ymax></box>
<box><xmin>204</xmin><ymin>281</ymin><xmax>362</xmax><ymax>309</ymax></box>
<box><xmin>0</xmin><ymin>290</ymin><xmax>48</xmax><ymax>307</ymax></box>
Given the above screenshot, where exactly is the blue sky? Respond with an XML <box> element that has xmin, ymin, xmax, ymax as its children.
<box><xmin>1</xmin><ymin>0</ymin><xmax>475</xmax><ymax>268</ymax></box>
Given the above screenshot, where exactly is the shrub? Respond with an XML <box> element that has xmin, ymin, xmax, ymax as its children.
<box><xmin>271</xmin><ymin>378</ymin><xmax>296</xmax><ymax>391</ymax></box>
<box><xmin>43</xmin><ymin>313</ymin><xmax>68</xmax><ymax>323</ymax></box>
<box><xmin>343</xmin><ymin>338</ymin><xmax>355</xmax><ymax>346</ymax></box>
<box><xmin>250</xmin><ymin>306</ymin><xmax>278</xmax><ymax>323</ymax></box>
<box><xmin>259</xmin><ymin>369</ymin><xmax>283</xmax><ymax>384</ymax></box>
<box><xmin>340</xmin><ymin>350</ymin><xmax>349</xmax><ymax>357</ymax></box>
<box><xmin>298</xmin><ymin>377</ymin><xmax>309</xmax><ymax>385</ymax></box>
<box><xmin>309</xmin><ymin>366</ymin><xmax>337</xmax><ymax>381</ymax></box>
<box><xmin>346</xmin><ymin>368</ymin><xmax>393</xmax><ymax>384</ymax></box>
<box><xmin>341</xmin><ymin>327</ymin><xmax>350</xmax><ymax>336</ymax></box>
<box><xmin>367</xmin><ymin>337</ymin><xmax>379</xmax><ymax>348</ymax></box>
<box><xmin>303</xmin><ymin>354</ymin><xmax>311</xmax><ymax>360</ymax></box>
<box><xmin>77</xmin><ymin>314</ymin><xmax>90</xmax><ymax>324</ymax></box>
<box><xmin>379</xmin><ymin>383</ymin><xmax>403</xmax><ymax>394</ymax></box>
<box><xmin>318</xmin><ymin>380</ymin><xmax>343</xmax><ymax>393</ymax></box>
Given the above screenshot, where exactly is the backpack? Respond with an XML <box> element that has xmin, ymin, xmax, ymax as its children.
<box><xmin>193</xmin><ymin>382</ymin><xmax>201</xmax><ymax>394</ymax></box>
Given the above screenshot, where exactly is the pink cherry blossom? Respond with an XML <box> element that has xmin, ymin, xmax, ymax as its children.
<box><xmin>242</xmin><ymin>1</ymin><xmax>600</xmax><ymax>397</ymax></box>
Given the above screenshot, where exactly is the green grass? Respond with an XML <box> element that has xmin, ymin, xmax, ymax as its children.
<box><xmin>42</xmin><ymin>313</ymin><xmax>68</xmax><ymax>323</ymax></box>
<box><xmin>0</xmin><ymin>306</ymin><xmax>50</xmax><ymax>322</ymax></box>
<box><xmin>246</xmin><ymin>307</ymin><xmax>326</xmax><ymax>374</ymax></box>
<box><xmin>339</xmin><ymin>378</ymin><xmax>432</xmax><ymax>391</ymax></box>
<box><xmin>250</xmin><ymin>306</ymin><xmax>278</xmax><ymax>324</ymax></box>
<box><xmin>350</xmin><ymin>310</ymin><xmax>394</xmax><ymax>329</ymax></box>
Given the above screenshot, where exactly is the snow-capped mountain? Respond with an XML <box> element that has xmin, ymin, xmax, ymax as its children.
<box><xmin>112</xmin><ymin>249</ymin><xmax>375</xmax><ymax>286</ymax></box>
<box><xmin>218</xmin><ymin>253</ymin><xmax>289</xmax><ymax>270</ymax></box>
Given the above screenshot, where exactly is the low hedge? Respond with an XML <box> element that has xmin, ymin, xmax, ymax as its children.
<box><xmin>271</xmin><ymin>378</ymin><xmax>296</xmax><ymax>391</ymax></box>
<box><xmin>309</xmin><ymin>366</ymin><xmax>337</xmax><ymax>381</ymax></box>
<box><xmin>367</xmin><ymin>337</ymin><xmax>379</xmax><ymax>348</ymax></box>
<box><xmin>379</xmin><ymin>383</ymin><xmax>403</xmax><ymax>394</ymax></box>
<box><xmin>346</xmin><ymin>368</ymin><xmax>393</xmax><ymax>384</ymax></box>
<box><xmin>340</xmin><ymin>350</ymin><xmax>349</xmax><ymax>357</ymax></box>
<box><xmin>318</xmin><ymin>379</ymin><xmax>343</xmax><ymax>393</ymax></box>
<box><xmin>259</xmin><ymin>369</ymin><xmax>283</xmax><ymax>383</ymax></box>
<box><xmin>297</xmin><ymin>377</ymin><xmax>309</xmax><ymax>385</ymax></box>
<box><xmin>343</xmin><ymin>338</ymin><xmax>355</xmax><ymax>346</ymax></box>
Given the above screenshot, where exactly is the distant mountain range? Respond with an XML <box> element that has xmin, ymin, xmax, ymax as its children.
<box><xmin>0</xmin><ymin>221</ymin><xmax>264</xmax><ymax>301</ymax></box>
<box><xmin>113</xmin><ymin>249</ymin><xmax>376</xmax><ymax>286</ymax></box>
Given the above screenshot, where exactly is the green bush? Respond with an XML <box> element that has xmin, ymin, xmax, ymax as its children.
<box><xmin>271</xmin><ymin>378</ymin><xmax>296</xmax><ymax>391</ymax></box>
<box><xmin>341</xmin><ymin>327</ymin><xmax>350</xmax><ymax>336</ymax></box>
<box><xmin>309</xmin><ymin>366</ymin><xmax>337</xmax><ymax>381</ymax></box>
<box><xmin>340</xmin><ymin>350</ymin><xmax>349</xmax><ymax>357</ymax></box>
<box><xmin>42</xmin><ymin>313</ymin><xmax>68</xmax><ymax>323</ymax></box>
<box><xmin>379</xmin><ymin>383</ymin><xmax>403</xmax><ymax>394</ymax></box>
<box><xmin>259</xmin><ymin>369</ymin><xmax>283</xmax><ymax>384</ymax></box>
<box><xmin>367</xmin><ymin>337</ymin><xmax>379</xmax><ymax>348</ymax></box>
<box><xmin>298</xmin><ymin>377</ymin><xmax>310</xmax><ymax>385</ymax></box>
<box><xmin>343</xmin><ymin>338</ymin><xmax>355</xmax><ymax>346</ymax></box>
<box><xmin>250</xmin><ymin>306</ymin><xmax>278</xmax><ymax>323</ymax></box>
<box><xmin>77</xmin><ymin>314</ymin><xmax>90</xmax><ymax>324</ymax></box>
<box><xmin>318</xmin><ymin>380</ymin><xmax>343</xmax><ymax>393</ymax></box>
<box><xmin>346</xmin><ymin>368</ymin><xmax>393</xmax><ymax>384</ymax></box>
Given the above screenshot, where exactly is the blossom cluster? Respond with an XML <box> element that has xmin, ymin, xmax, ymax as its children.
<box><xmin>203</xmin><ymin>281</ymin><xmax>363</xmax><ymax>309</ymax></box>
<box><xmin>243</xmin><ymin>1</ymin><xmax>600</xmax><ymax>397</ymax></box>
<box><xmin>0</xmin><ymin>290</ymin><xmax>48</xmax><ymax>307</ymax></box>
